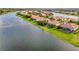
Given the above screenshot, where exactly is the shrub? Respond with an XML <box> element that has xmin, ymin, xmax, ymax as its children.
<box><xmin>69</xmin><ymin>20</ymin><xmax>76</xmax><ymax>23</ymax></box>
<box><xmin>26</xmin><ymin>16</ymin><xmax>31</xmax><ymax>18</ymax></box>
<box><xmin>47</xmin><ymin>24</ymin><xmax>55</xmax><ymax>28</ymax></box>
<box><xmin>16</xmin><ymin>12</ymin><xmax>21</xmax><ymax>15</ymax></box>
<box><xmin>76</xmin><ymin>20</ymin><xmax>79</xmax><ymax>24</ymax></box>
<box><xmin>37</xmin><ymin>20</ymin><xmax>47</xmax><ymax>26</ymax></box>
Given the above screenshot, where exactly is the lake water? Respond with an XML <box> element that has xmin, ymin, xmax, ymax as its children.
<box><xmin>0</xmin><ymin>13</ymin><xmax>79</xmax><ymax>51</ymax></box>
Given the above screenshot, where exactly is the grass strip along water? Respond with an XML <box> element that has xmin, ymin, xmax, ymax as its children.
<box><xmin>16</xmin><ymin>13</ymin><xmax>79</xmax><ymax>48</ymax></box>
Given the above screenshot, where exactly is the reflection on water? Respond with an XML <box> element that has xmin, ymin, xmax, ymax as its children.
<box><xmin>0</xmin><ymin>13</ymin><xmax>79</xmax><ymax>51</ymax></box>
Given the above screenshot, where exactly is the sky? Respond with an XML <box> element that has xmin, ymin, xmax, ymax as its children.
<box><xmin>0</xmin><ymin>0</ymin><xmax>79</xmax><ymax>8</ymax></box>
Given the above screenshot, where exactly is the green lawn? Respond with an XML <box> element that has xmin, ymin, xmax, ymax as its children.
<box><xmin>16</xmin><ymin>14</ymin><xmax>79</xmax><ymax>48</ymax></box>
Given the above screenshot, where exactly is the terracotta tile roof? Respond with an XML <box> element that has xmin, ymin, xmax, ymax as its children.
<box><xmin>36</xmin><ymin>17</ymin><xmax>44</xmax><ymax>21</ymax></box>
<box><xmin>31</xmin><ymin>15</ymin><xmax>44</xmax><ymax>21</ymax></box>
<box><xmin>60</xmin><ymin>23</ymin><xmax>79</xmax><ymax>31</ymax></box>
<box><xmin>41</xmin><ymin>13</ymin><xmax>47</xmax><ymax>17</ymax></box>
<box><xmin>31</xmin><ymin>15</ymin><xmax>37</xmax><ymax>19</ymax></box>
<box><xmin>20</xmin><ymin>11</ymin><xmax>32</xmax><ymax>16</ymax></box>
<box><xmin>47</xmin><ymin>20</ymin><xmax>60</xmax><ymax>26</ymax></box>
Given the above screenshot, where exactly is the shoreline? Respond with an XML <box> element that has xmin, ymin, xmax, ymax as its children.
<box><xmin>16</xmin><ymin>13</ymin><xmax>79</xmax><ymax>48</ymax></box>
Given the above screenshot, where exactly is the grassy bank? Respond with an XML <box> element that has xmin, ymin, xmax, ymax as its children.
<box><xmin>16</xmin><ymin>13</ymin><xmax>79</xmax><ymax>48</ymax></box>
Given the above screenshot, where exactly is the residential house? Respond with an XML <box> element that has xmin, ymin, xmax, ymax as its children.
<box><xmin>20</xmin><ymin>11</ymin><xmax>32</xmax><ymax>17</ymax></box>
<box><xmin>69</xmin><ymin>18</ymin><xmax>79</xmax><ymax>22</ymax></box>
<box><xmin>41</xmin><ymin>13</ymin><xmax>47</xmax><ymax>17</ymax></box>
<box><xmin>31</xmin><ymin>15</ymin><xmax>37</xmax><ymax>20</ymax></box>
<box><xmin>36</xmin><ymin>16</ymin><xmax>46</xmax><ymax>21</ymax></box>
<box><xmin>54</xmin><ymin>16</ymin><xmax>64</xmax><ymax>21</ymax></box>
<box><xmin>20</xmin><ymin>11</ymin><xmax>28</xmax><ymax>16</ymax></box>
<box><xmin>35</xmin><ymin>16</ymin><xmax>48</xmax><ymax>25</ymax></box>
<box><xmin>59</xmin><ymin>23</ymin><xmax>79</xmax><ymax>32</ymax></box>
<box><xmin>47</xmin><ymin>20</ymin><xmax>61</xmax><ymax>27</ymax></box>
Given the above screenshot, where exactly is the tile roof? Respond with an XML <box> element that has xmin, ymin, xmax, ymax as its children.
<box><xmin>60</xmin><ymin>23</ymin><xmax>79</xmax><ymax>31</ymax></box>
<box><xmin>47</xmin><ymin>20</ymin><xmax>60</xmax><ymax>26</ymax></box>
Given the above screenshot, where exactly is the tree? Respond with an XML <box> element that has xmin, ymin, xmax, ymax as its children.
<box><xmin>76</xmin><ymin>20</ymin><xmax>79</xmax><ymax>24</ymax></box>
<box><xmin>60</xmin><ymin>18</ymin><xmax>65</xmax><ymax>24</ymax></box>
<box><xmin>0</xmin><ymin>10</ymin><xmax>3</xmax><ymax>14</ymax></box>
<box><xmin>37</xmin><ymin>20</ymin><xmax>47</xmax><ymax>26</ymax></box>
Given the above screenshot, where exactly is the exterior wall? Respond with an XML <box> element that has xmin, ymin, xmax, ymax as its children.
<box><xmin>73</xmin><ymin>26</ymin><xmax>79</xmax><ymax>31</ymax></box>
<box><xmin>58</xmin><ymin>26</ymin><xmax>72</xmax><ymax>32</ymax></box>
<box><xmin>31</xmin><ymin>18</ymin><xmax>36</xmax><ymax>20</ymax></box>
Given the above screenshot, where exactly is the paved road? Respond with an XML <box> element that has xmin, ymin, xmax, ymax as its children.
<box><xmin>0</xmin><ymin>13</ymin><xmax>79</xmax><ymax>51</ymax></box>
